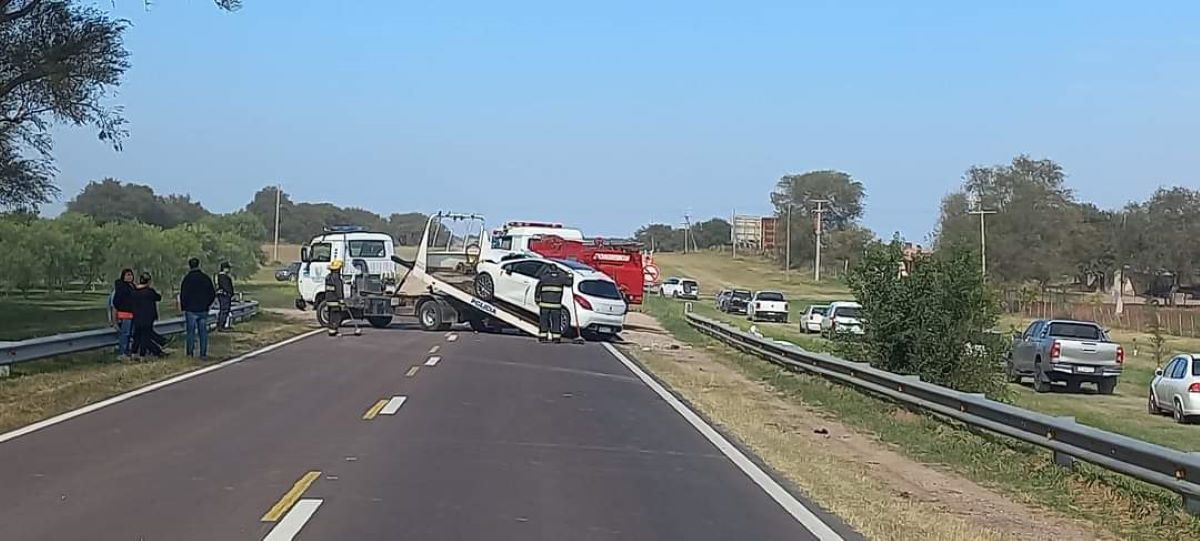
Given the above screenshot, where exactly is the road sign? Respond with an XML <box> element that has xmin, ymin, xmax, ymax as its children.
<box><xmin>644</xmin><ymin>264</ymin><xmax>660</xmax><ymax>283</ymax></box>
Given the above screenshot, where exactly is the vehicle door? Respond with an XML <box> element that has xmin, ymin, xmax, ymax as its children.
<box><xmin>298</xmin><ymin>242</ymin><xmax>333</xmax><ymax>302</ymax></box>
<box><xmin>1167</xmin><ymin>357</ymin><xmax>1190</xmax><ymax>411</ymax></box>
<box><xmin>1153</xmin><ymin>357</ymin><xmax>1181</xmax><ymax>408</ymax></box>
<box><xmin>513</xmin><ymin>261</ymin><xmax>548</xmax><ymax>310</ymax></box>
<box><xmin>497</xmin><ymin>261</ymin><xmax>534</xmax><ymax>305</ymax></box>
<box><xmin>1012</xmin><ymin>321</ymin><xmax>1042</xmax><ymax>371</ymax></box>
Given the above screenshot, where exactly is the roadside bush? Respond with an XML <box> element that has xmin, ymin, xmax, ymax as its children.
<box><xmin>836</xmin><ymin>240</ymin><xmax>1009</xmax><ymax>396</ymax></box>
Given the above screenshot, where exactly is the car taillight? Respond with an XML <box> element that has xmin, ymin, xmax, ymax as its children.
<box><xmin>1050</xmin><ymin>340</ymin><xmax>1061</xmax><ymax>360</ymax></box>
<box><xmin>1189</xmin><ymin>383</ymin><xmax>1200</xmax><ymax>393</ymax></box>
<box><xmin>1116</xmin><ymin>345</ymin><xmax>1125</xmax><ymax>364</ymax></box>
<box><xmin>574</xmin><ymin>294</ymin><xmax>593</xmax><ymax>310</ymax></box>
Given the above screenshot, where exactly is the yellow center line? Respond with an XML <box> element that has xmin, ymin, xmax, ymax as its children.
<box><xmin>406</xmin><ymin>366</ymin><xmax>421</xmax><ymax>377</ymax></box>
<box><xmin>362</xmin><ymin>399</ymin><xmax>388</xmax><ymax>420</ymax></box>
<box><xmin>261</xmin><ymin>470</ymin><xmax>321</xmax><ymax>522</ymax></box>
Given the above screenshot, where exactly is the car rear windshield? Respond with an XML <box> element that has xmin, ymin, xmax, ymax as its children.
<box><xmin>682</xmin><ymin>280</ymin><xmax>698</xmax><ymax>287</ymax></box>
<box><xmin>579</xmin><ymin>280</ymin><xmax>623</xmax><ymax>300</ymax></box>
<box><xmin>732</xmin><ymin>290</ymin><xmax>752</xmax><ymax>299</ymax></box>
<box><xmin>756</xmin><ymin>292</ymin><xmax>785</xmax><ymax>302</ymax></box>
<box><xmin>1047</xmin><ymin>322</ymin><xmax>1103</xmax><ymax>340</ymax></box>
<box><xmin>811</xmin><ymin>306</ymin><xmax>828</xmax><ymax>315</ymax></box>
<box><xmin>835</xmin><ymin>306</ymin><xmax>862</xmax><ymax>318</ymax></box>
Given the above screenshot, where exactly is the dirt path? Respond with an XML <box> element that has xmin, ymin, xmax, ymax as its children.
<box><xmin>620</xmin><ymin>312</ymin><xmax>1106</xmax><ymax>541</ymax></box>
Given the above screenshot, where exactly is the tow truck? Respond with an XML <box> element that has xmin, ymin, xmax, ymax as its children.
<box><xmin>392</xmin><ymin>212</ymin><xmax>542</xmax><ymax>336</ymax></box>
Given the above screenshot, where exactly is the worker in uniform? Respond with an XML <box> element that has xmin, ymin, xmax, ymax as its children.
<box><xmin>535</xmin><ymin>264</ymin><xmax>573</xmax><ymax>343</ymax></box>
<box><xmin>324</xmin><ymin>259</ymin><xmax>361</xmax><ymax>337</ymax></box>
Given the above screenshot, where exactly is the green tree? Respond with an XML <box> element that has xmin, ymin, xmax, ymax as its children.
<box><xmin>771</xmin><ymin>170</ymin><xmax>866</xmax><ymax>269</ymax></box>
<box><xmin>839</xmin><ymin>240</ymin><xmax>1008</xmax><ymax>395</ymax></box>
<box><xmin>688</xmin><ymin>218</ymin><xmax>732</xmax><ymax>249</ymax></box>
<box><xmin>634</xmin><ymin>223</ymin><xmax>683</xmax><ymax>251</ymax></box>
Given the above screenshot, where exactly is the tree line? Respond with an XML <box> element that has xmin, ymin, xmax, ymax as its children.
<box><xmin>633</xmin><ymin>218</ymin><xmax>732</xmax><ymax>252</ymax></box>
<box><xmin>935</xmin><ymin>155</ymin><xmax>1200</xmax><ymax>299</ymax></box>
<box><xmin>0</xmin><ymin>211</ymin><xmax>262</xmax><ymax>296</ymax></box>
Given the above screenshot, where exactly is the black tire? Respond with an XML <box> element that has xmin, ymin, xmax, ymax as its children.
<box><xmin>1005</xmin><ymin>360</ymin><xmax>1021</xmax><ymax>383</ymax></box>
<box><xmin>367</xmin><ymin>316</ymin><xmax>393</xmax><ymax>329</ymax></box>
<box><xmin>474</xmin><ymin>273</ymin><xmax>496</xmax><ymax>301</ymax></box>
<box><xmin>1032</xmin><ymin>361</ymin><xmax>1051</xmax><ymax>393</ymax></box>
<box><xmin>1174</xmin><ymin>400</ymin><xmax>1190</xmax><ymax>424</ymax></box>
<box><xmin>560</xmin><ymin>308</ymin><xmax>577</xmax><ymax>339</ymax></box>
<box><xmin>417</xmin><ymin>300</ymin><xmax>443</xmax><ymax>332</ymax></box>
<box><xmin>1148</xmin><ymin>392</ymin><xmax>1161</xmax><ymax>415</ymax></box>
<box><xmin>315</xmin><ymin>299</ymin><xmax>331</xmax><ymax>328</ymax></box>
<box><xmin>1097</xmin><ymin>378</ymin><xmax>1117</xmax><ymax>395</ymax></box>
<box><xmin>467</xmin><ymin>318</ymin><xmax>489</xmax><ymax>333</ymax></box>
<box><xmin>1064</xmin><ymin>378</ymin><xmax>1082</xmax><ymax>393</ymax></box>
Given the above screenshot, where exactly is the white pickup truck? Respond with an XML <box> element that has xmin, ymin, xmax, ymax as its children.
<box><xmin>1008</xmin><ymin>319</ymin><xmax>1124</xmax><ymax>394</ymax></box>
<box><xmin>747</xmin><ymin>291</ymin><xmax>788</xmax><ymax>323</ymax></box>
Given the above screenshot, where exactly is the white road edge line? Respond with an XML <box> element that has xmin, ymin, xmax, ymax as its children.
<box><xmin>263</xmin><ymin>498</ymin><xmax>322</xmax><ymax>541</ymax></box>
<box><xmin>0</xmin><ymin>328</ymin><xmax>327</xmax><ymax>446</ymax></box>
<box><xmin>424</xmin><ymin>356</ymin><xmax>441</xmax><ymax>366</ymax></box>
<box><xmin>379</xmin><ymin>395</ymin><xmax>408</xmax><ymax>415</ymax></box>
<box><xmin>602</xmin><ymin>343</ymin><xmax>845</xmax><ymax>541</ymax></box>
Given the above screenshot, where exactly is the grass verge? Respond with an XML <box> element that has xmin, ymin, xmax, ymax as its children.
<box><xmin>0</xmin><ymin>312</ymin><xmax>313</xmax><ymax>434</ymax></box>
<box><xmin>641</xmin><ymin>295</ymin><xmax>1200</xmax><ymax>541</ymax></box>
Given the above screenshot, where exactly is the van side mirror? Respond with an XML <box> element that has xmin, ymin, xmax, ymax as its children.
<box><xmin>300</xmin><ymin>247</ymin><xmax>310</xmax><ymax>263</ymax></box>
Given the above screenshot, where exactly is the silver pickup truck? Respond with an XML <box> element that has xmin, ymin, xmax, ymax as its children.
<box><xmin>1007</xmin><ymin>319</ymin><xmax>1124</xmax><ymax>394</ymax></box>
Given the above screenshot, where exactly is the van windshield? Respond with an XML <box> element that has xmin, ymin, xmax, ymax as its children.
<box><xmin>348</xmin><ymin>240</ymin><xmax>387</xmax><ymax>258</ymax></box>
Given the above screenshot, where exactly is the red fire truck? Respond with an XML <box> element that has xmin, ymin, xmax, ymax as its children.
<box><xmin>527</xmin><ymin>235</ymin><xmax>645</xmax><ymax>305</ymax></box>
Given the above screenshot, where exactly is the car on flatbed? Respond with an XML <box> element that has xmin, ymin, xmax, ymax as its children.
<box><xmin>1008</xmin><ymin>319</ymin><xmax>1124</xmax><ymax>394</ymax></box>
<box><xmin>473</xmin><ymin>254</ymin><xmax>627</xmax><ymax>339</ymax></box>
<box><xmin>1148</xmin><ymin>354</ymin><xmax>1200</xmax><ymax>424</ymax></box>
<box><xmin>747</xmin><ymin>291</ymin><xmax>788</xmax><ymax>322</ymax></box>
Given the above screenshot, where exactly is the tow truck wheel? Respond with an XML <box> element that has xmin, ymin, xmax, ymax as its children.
<box><xmin>315</xmin><ymin>300</ymin><xmax>331</xmax><ymax>328</ymax></box>
<box><xmin>417</xmin><ymin>301</ymin><xmax>443</xmax><ymax>332</ymax></box>
<box><xmin>367</xmin><ymin>316</ymin><xmax>393</xmax><ymax>329</ymax></box>
<box><xmin>474</xmin><ymin>273</ymin><xmax>495</xmax><ymax>301</ymax></box>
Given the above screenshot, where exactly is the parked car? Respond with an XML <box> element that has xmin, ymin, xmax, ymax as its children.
<box><xmin>275</xmin><ymin>261</ymin><xmax>302</xmax><ymax>282</ymax></box>
<box><xmin>715</xmin><ymin>289</ymin><xmax>732</xmax><ymax>310</ymax></box>
<box><xmin>800</xmin><ymin>304</ymin><xmax>829</xmax><ymax>333</ymax></box>
<box><xmin>1148</xmin><ymin>354</ymin><xmax>1200</xmax><ymax>424</ymax></box>
<box><xmin>1008</xmin><ymin>319</ymin><xmax>1123</xmax><ymax>394</ymax></box>
<box><xmin>660</xmin><ymin>277</ymin><xmax>699</xmax><ymax>299</ymax></box>
<box><xmin>473</xmin><ymin>255</ymin><xmax>627</xmax><ymax>339</ymax></box>
<box><xmin>722</xmin><ymin>289</ymin><xmax>753</xmax><ymax>314</ymax></box>
<box><xmin>820</xmin><ymin>301</ymin><xmax>863</xmax><ymax>337</ymax></box>
<box><xmin>747</xmin><ymin>291</ymin><xmax>788</xmax><ymax>322</ymax></box>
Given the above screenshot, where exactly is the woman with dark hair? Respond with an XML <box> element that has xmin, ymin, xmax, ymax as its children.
<box><xmin>110</xmin><ymin>268</ymin><xmax>136</xmax><ymax>359</ymax></box>
<box><xmin>131</xmin><ymin>272</ymin><xmax>164</xmax><ymax>358</ymax></box>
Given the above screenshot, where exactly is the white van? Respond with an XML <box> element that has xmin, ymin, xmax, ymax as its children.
<box><xmin>296</xmin><ymin>227</ymin><xmax>397</xmax><ymax>326</ymax></box>
<box><xmin>483</xmin><ymin>221</ymin><xmax>584</xmax><ymax>262</ymax></box>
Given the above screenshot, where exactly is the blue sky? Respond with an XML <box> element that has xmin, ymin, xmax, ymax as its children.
<box><xmin>50</xmin><ymin>1</ymin><xmax>1200</xmax><ymax>239</ymax></box>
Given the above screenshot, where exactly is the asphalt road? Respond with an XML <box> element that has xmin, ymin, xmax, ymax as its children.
<box><xmin>0</xmin><ymin>323</ymin><xmax>859</xmax><ymax>540</ymax></box>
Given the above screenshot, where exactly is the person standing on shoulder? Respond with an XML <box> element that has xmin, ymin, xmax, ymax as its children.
<box><xmin>216</xmin><ymin>262</ymin><xmax>235</xmax><ymax>331</ymax></box>
<box><xmin>179</xmin><ymin>258</ymin><xmax>216</xmax><ymax>360</ymax></box>
<box><xmin>324</xmin><ymin>259</ymin><xmax>360</xmax><ymax>337</ymax></box>
<box><xmin>535</xmin><ymin>264</ymin><xmax>573</xmax><ymax>343</ymax></box>
<box><xmin>111</xmin><ymin>269</ymin><xmax>136</xmax><ymax>360</ymax></box>
<box><xmin>130</xmin><ymin>272</ymin><xmax>165</xmax><ymax>358</ymax></box>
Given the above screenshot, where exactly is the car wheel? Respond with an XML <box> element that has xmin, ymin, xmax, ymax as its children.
<box><xmin>1064</xmin><ymin>378</ymin><xmax>1082</xmax><ymax>393</ymax></box>
<box><xmin>1004</xmin><ymin>360</ymin><xmax>1021</xmax><ymax>383</ymax></box>
<box><xmin>1097</xmin><ymin>378</ymin><xmax>1117</xmax><ymax>395</ymax></box>
<box><xmin>474</xmin><ymin>273</ymin><xmax>496</xmax><ymax>301</ymax></box>
<box><xmin>1032</xmin><ymin>362</ymin><xmax>1050</xmax><ymax>393</ymax></box>
<box><xmin>1175</xmin><ymin>400</ymin><xmax>1189</xmax><ymax>424</ymax></box>
<box><xmin>1148</xmin><ymin>392</ymin><xmax>1161</xmax><ymax>415</ymax></box>
<box><xmin>559</xmin><ymin>308</ymin><xmax>577</xmax><ymax>339</ymax></box>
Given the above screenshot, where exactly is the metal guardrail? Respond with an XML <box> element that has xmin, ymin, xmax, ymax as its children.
<box><xmin>685</xmin><ymin>309</ymin><xmax>1200</xmax><ymax>514</ymax></box>
<box><xmin>0</xmin><ymin>301</ymin><xmax>260</xmax><ymax>368</ymax></box>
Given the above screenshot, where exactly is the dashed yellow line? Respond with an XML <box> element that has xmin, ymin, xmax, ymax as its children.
<box><xmin>362</xmin><ymin>399</ymin><xmax>388</xmax><ymax>420</ymax></box>
<box><xmin>406</xmin><ymin>366</ymin><xmax>421</xmax><ymax>377</ymax></box>
<box><xmin>261</xmin><ymin>470</ymin><xmax>321</xmax><ymax>522</ymax></box>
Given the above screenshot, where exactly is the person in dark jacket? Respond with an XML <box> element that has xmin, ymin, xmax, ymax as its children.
<box><xmin>179</xmin><ymin>258</ymin><xmax>216</xmax><ymax>360</ymax></box>
<box><xmin>130</xmin><ymin>272</ymin><xmax>165</xmax><ymax>358</ymax></box>
<box><xmin>535</xmin><ymin>264</ymin><xmax>573</xmax><ymax>343</ymax></box>
<box><xmin>216</xmin><ymin>261</ymin><xmax>235</xmax><ymax>331</ymax></box>
<box><xmin>111</xmin><ymin>269</ymin><xmax>136</xmax><ymax>358</ymax></box>
<box><xmin>324</xmin><ymin>259</ymin><xmax>360</xmax><ymax>337</ymax></box>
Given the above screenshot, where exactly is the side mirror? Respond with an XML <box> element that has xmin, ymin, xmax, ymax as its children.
<box><xmin>300</xmin><ymin>247</ymin><xmax>310</xmax><ymax>263</ymax></box>
<box><xmin>1155</xmin><ymin>368</ymin><xmax>1164</xmax><ymax>377</ymax></box>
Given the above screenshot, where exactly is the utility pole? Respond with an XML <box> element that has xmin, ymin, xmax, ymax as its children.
<box><xmin>731</xmin><ymin>208</ymin><xmax>737</xmax><ymax>258</ymax></box>
<box><xmin>273</xmin><ymin>184</ymin><xmax>282</xmax><ymax>263</ymax></box>
<box><xmin>813</xmin><ymin>199</ymin><xmax>830</xmax><ymax>282</ymax></box>
<box><xmin>969</xmin><ymin>208</ymin><xmax>997</xmax><ymax>279</ymax></box>
<box><xmin>785</xmin><ymin>205</ymin><xmax>792</xmax><ymax>281</ymax></box>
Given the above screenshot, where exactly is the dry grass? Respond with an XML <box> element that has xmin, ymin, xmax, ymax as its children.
<box><xmin>0</xmin><ymin>314</ymin><xmax>313</xmax><ymax>434</ymax></box>
<box><xmin>653</xmin><ymin>251</ymin><xmax>851</xmax><ymax>301</ymax></box>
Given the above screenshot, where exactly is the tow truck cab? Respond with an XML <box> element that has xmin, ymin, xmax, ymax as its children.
<box><xmin>296</xmin><ymin>226</ymin><xmax>398</xmax><ymax>327</ymax></box>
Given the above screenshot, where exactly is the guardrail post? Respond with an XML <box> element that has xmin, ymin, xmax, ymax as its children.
<box><xmin>1186</xmin><ymin>494</ymin><xmax>1200</xmax><ymax>516</ymax></box>
<box><xmin>1053</xmin><ymin>450</ymin><xmax>1075</xmax><ymax>468</ymax></box>
<box><xmin>0</xmin><ymin>365</ymin><xmax>9</xmax><ymax>378</ymax></box>
<box><xmin>683</xmin><ymin>302</ymin><xmax>693</xmax><ymax>313</ymax></box>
